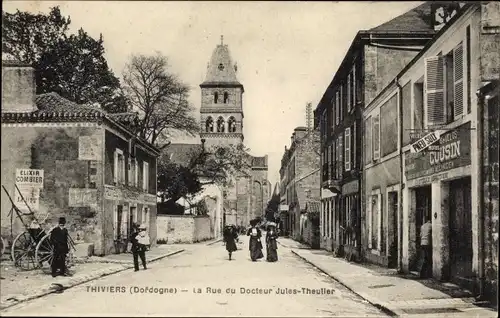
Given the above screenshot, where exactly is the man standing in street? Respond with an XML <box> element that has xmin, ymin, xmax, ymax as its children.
<box><xmin>50</xmin><ymin>217</ymin><xmax>69</xmax><ymax>277</ymax></box>
<box><xmin>419</xmin><ymin>214</ymin><xmax>432</xmax><ymax>278</ymax></box>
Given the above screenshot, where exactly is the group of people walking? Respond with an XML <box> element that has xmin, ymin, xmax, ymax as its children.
<box><xmin>223</xmin><ymin>219</ymin><xmax>279</xmax><ymax>262</ymax></box>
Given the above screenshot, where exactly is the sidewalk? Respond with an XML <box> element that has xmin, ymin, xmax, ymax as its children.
<box><xmin>0</xmin><ymin>245</ymin><xmax>184</xmax><ymax>311</ymax></box>
<box><xmin>280</xmin><ymin>238</ymin><xmax>497</xmax><ymax>317</ymax></box>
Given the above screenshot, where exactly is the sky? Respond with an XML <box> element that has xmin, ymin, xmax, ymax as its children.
<box><xmin>4</xmin><ymin>1</ymin><xmax>423</xmax><ymax>187</ymax></box>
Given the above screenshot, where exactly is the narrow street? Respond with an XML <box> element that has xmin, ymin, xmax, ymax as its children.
<box><xmin>2</xmin><ymin>237</ymin><xmax>386</xmax><ymax>317</ymax></box>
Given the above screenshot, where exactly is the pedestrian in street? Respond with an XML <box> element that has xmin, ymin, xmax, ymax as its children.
<box><xmin>246</xmin><ymin>219</ymin><xmax>263</xmax><ymax>261</ymax></box>
<box><xmin>266</xmin><ymin>223</ymin><xmax>278</xmax><ymax>262</ymax></box>
<box><xmin>419</xmin><ymin>214</ymin><xmax>432</xmax><ymax>278</ymax></box>
<box><xmin>223</xmin><ymin>225</ymin><xmax>238</xmax><ymax>260</ymax></box>
<box><xmin>130</xmin><ymin>223</ymin><xmax>149</xmax><ymax>271</ymax></box>
<box><xmin>50</xmin><ymin>217</ymin><xmax>69</xmax><ymax>277</ymax></box>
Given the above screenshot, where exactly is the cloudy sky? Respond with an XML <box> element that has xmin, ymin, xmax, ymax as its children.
<box><xmin>4</xmin><ymin>1</ymin><xmax>423</xmax><ymax>187</ymax></box>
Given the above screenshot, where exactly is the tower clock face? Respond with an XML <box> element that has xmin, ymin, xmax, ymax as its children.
<box><xmin>218</xmin><ymin>63</ymin><xmax>224</xmax><ymax>71</ymax></box>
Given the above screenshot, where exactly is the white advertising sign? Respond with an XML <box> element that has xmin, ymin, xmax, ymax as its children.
<box><xmin>15</xmin><ymin>169</ymin><xmax>44</xmax><ymax>188</ymax></box>
<box><xmin>14</xmin><ymin>186</ymin><xmax>40</xmax><ymax>212</ymax></box>
<box><xmin>410</xmin><ymin>131</ymin><xmax>441</xmax><ymax>153</ymax></box>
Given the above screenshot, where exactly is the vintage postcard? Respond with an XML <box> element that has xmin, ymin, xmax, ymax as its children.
<box><xmin>1</xmin><ymin>1</ymin><xmax>499</xmax><ymax>317</ymax></box>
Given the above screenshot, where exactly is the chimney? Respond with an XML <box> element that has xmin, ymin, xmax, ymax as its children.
<box><xmin>1</xmin><ymin>61</ymin><xmax>36</xmax><ymax>113</ymax></box>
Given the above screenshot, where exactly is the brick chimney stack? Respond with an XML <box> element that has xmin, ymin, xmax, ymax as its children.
<box><xmin>1</xmin><ymin>61</ymin><xmax>36</xmax><ymax>113</ymax></box>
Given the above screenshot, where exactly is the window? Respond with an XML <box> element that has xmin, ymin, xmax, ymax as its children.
<box><xmin>228</xmin><ymin>116</ymin><xmax>237</xmax><ymax>132</ymax></box>
<box><xmin>365</xmin><ymin>117</ymin><xmax>372</xmax><ymax>164</ymax></box>
<box><xmin>113</xmin><ymin>205</ymin><xmax>124</xmax><ymax>241</ymax></box>
<box><xmin>224</xmin><ymin>92</ymin><xmax>229</xmax><ymax>104</ymax></box>
<box><xmin>217</xmin><ymin>116</ymin><xmax>225</xmax><ymax>132</ymax></box>
<box><xmin>466</xmin><ymin>26</ymin><xmax>471</xmax><ymax>114</ymax></box>
<box><xmin>128</xmin><ymin>158</ymin><xmax>138</xmax><ymax>187</ymax></box>
<box><xmin>330</xmin><ymin>143</ymin><xmax>335</xmax><ymax>177</ymax></box>
<box><xmin>340</xmin><ymin>84</ymin><xmax>344</xmax><ymax>122</ymax></box>
<box><xmin>331</xmin><ymin>97</ymin><xmax>336</xmax><ymax>130</ymax></box>
<box><xmin>372</xmin><ymin>115</ymin><xmax>380</xmax><ymax>160</ymax></box>
<box><xmin>143</xmin><ymin>161</ymin><xmax>149</xmax><ymax>192</ymax></box>
<box><xmin>425</xmin><ymin>41</ymin><xmax>465</xmax><ymax>127</ymax></box>
<box><xmin>413</xmin><ymin>82</ymin><xmax>424</xmax><ymax>131</ymax></box>
<box><xmin>352</xmin><ymin>65</ymin><xmax>357</xmax><ymax>106</ymax></box>
<box><xmin>345</xmin><ymin>128</ymin><xmax>351</xmax><ymax>171</ymax></box>
<box><xmin>380</xmin><ymin>95</ymin><xmax>398</xmax><ymax>156</ymax></box>
<box><xmin>368</xmin><ymin>192</ymin><xmax>382</xmax><ymax>250</ymax></box>
<box><xmin>335</xmin><ymin>137</ymin><xmax>340</xmax><ymax>179</ymax></box>
<box><xmin>352</xmin><ymin>123</ymin><xmax>356</xmax><ymax>169</ymax></box>
<box><xmin>114</xmin><ymin>149</ymin><xmax>125</xmax><ymax>185</ymax></box>
<box><xmin>142</xmin><ymin>206</ymin><xmax>149</xmax><ymax>226</ymax></box>
<box><xmin>206</xmin><ymin>117</ymin><xmax>214</xmax><ymax>132</ymax></box>
<box><xmin>214</xmin><ymin>92</ymin><xmax>219</xmax><ymax>103</ymax></box>
<box><xmin>335</xmin><ymin>91</ymin><xmax>340</xmax><ymax>125</ymax></box>
<box><xmin>347</xmin><ymin>73</ymin><xmax>352</xmax><ymax>112</ymax></box>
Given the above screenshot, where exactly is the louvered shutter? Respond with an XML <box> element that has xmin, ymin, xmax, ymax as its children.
<box><xmin>373</xmin><ymin>115</ymin><xmax>380</xmax><ymax>160</ymax></box>
<box><xmin>345</xmin><ymin>128</ymin><xmax>351</xmax><ymax>171</ymax></box>
<box><xmin>121</xmin><ymin>206</ymin><xmax>128</xmax><ymax>239</ymax></box>
<box><xmin>367</xmin><ymin>198</ymin><xmax>372</xmax><ymax>249</ymax></box>
<box><xmin>113</xmin><ymin>205</ymin><xmax>118</xmax><ymax>240</ymax></box>
<box><xmin>347</xmin><ymin>74</ymin><xmax>352</xmax><ymax>112</ymax></box>
<box><xmin>352</xmin><ymin>65</ymin><xmax>356</xmax><ymax>106</ymax></box>
<box><xmin>425</xmin><ymin>56</ymin><xmax>445</xmax><ymax>126</ymax></box>
<box><xmin>365</xmin><ymin>117</ymin><xmax>372</xmax><ymax>164</ymax></box>
<box><xmin>339</xmin><ymin>136</ymin><xmax>343</xmax><ymax>176</ymax></box>
<box><xmin>453</xmin><ymin>43</ymin><xmax>464</xmax><ymax>119</ymax></box>
<box><xmin>377</xmin><ymin>193</ymin><xmax>382</xmax><ymax>251</ymax></box>
<box><xmin>352</xmin><ymin>123</ymin><xmax>356</xmax><ymax>169</ymax></box>
<box><xmin>335</xmin><ymin>91</ymin><xmax>340</xmax><ymax>125</ymax></box>
<box><xmin>113</xmin><ymin>151</ymin><xmax>118</xmax><ymax>184</ymax></box>
<box><xmin>134</xmin><ymin>160</ymin><xmax>138</xmax><ymax>187</ymax></box>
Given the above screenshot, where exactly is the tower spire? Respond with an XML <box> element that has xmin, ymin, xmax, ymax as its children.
<box><xmin>221</xmin><ymin>35</ymin><xmax>224</xmax><ymax>45</ymax></box>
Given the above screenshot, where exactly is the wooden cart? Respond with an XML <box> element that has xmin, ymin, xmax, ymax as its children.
<box><xmin>2</xmin><ymin>185</ymin><xmax>75</xmax><ymax>271</ymax></box>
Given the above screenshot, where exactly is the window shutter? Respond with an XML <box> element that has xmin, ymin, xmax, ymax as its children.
<box><xmin>347</xmin><ymin>74</ymin><xmax>352</xmax><ymax>112</ymax></box>
<box><xmin>335</xmin><ymin>138</ymin><xmax>340</xmax><ymax>178</ymax></box>
<box><xmin>367</xmin><ymin>198</ymin><xmax>372</xmax><ymax>249</ymax></box>
<box><xmin>365</xmin><ymin>117</ymin><xmax>372</xmax><ymax>164</ymax></box>
<box><xmin>335</xmin><ymin>91</ymin><xmax>340</xmax><ymax>125</ymax></box>
<box><xmin>121</xmin><ymin>207</ymin><xmax>128</xmax><ymax>238</ymax></box>
<box><xmin>113</xmin><ymin>151</ymin><xmax>118</xmax><ymax>184</ymax></box>
<box><xmin>453</xmin><ymin>43</ymin><xmax>464</xmax><ymax>119</ymax></box>
<box><xmin>352</xmin><ymin>65</ymin><xmax>356</xmax><ymax>105</ymax></box>
<box><xmin>425</xmin><ymin>56</ymin><xmax>445</xmax><ymax>126</ymax></box>
<box><xmin>113</xmin><ymin>205</ymin><xmax>118</xmax><ymax>240</ymax></box>
<box><xmin>345</xmin><ymin>128</ymin><xmax>351</xmax><ymax>171</ymax></box>
<box><xmin>128</xmin><ymin>158</ymin><xmax>132</xmax><ymax>186</ymax></box>
<box><xmin>373</xmin><ymin>115</ymin><xmax>380</xmax><ymax>160</ymax></box>
<box><xmin>331</xmin><ymin>97</ymin><xmax>335</xmax><ymax>130</ymax></box>
<box><xmin>134</xmin><ymin>160</ymin><xmax>138</xmax><ymax>187</ymax></box>
<box><xmin>352</xmin><ymin>123</ymin><xmax>356</xmax><ymax>169</ymax></box>
<box><xmin>339</xmin><ymin>136</ymin><xmax>343</xmax><ymax>175</ymax></box>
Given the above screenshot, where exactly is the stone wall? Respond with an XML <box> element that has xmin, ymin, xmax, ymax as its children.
<box><xmin>1</xmin><ymin>125</ymin><xmax>105</xmax><ymax>253</ymax></box>
<box><xmin>364</xmin><ymin>45</ymin><xmax>419</xmax><ymax>106</ymax></box>
<box><xmin>156</xmin><ymin>215</ymin><xmax>213</xmax><ymax>244</ymax></box>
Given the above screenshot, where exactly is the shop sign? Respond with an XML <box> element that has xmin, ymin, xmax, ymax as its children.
<box><xmin>69</xmin><ymin>188</ymin><xmax>98</xmax><ymax>207</ymax></box>
<box><xmin>405</xmin><ymin>122</ymin><xmax>471</xmax><ymax>180</ymax></box>
<box><xmin>15</xmin><ymin>169</ymin><xmax>44</xmax><ymax>188</ymax></box>
<box><xmin>409</xmin><ymin>131</ymin><xmax>441</xmax><ymax>153</ymax></box>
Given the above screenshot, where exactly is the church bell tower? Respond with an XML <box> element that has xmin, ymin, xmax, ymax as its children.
<box><xmin>200</xmin><ymin>36</ymin><xmax>244</xmax><ymax>148</ymax></box>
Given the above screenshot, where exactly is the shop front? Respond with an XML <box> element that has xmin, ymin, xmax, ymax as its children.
<box><xmin>403</xmin><ymin>122</ymin><xmax>474</xmax><ymax>289</ymax></box>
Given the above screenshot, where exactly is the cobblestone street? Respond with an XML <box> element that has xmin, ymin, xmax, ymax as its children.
<box><xmin>2</xmin><ymin>238</ymin><xmax>386</xmax><ymax>317</ymax></box>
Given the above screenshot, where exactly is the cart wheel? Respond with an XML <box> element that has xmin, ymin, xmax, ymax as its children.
<box><xmin>0</xmin><ymin>237</ymin><xmax>5</xmax><ymax>257</ymax></box>
<box><xmin>36</xmin><ymin>233</ymin><xmax>76</xmax><ymax>269</ymax></box>
<box><xmin>35</xmin><ymin>233</ymin><xmax>53</xmax><ymax>268</ymax></box>
<box><xmin>11</xmin><ymin>232</ymin><xmax>39</xmax><ymax>270</ymax></box>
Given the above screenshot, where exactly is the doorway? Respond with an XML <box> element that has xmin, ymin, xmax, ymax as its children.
<box><xmin>129</xmin><ymin>207</ymin><xmax>137</xmax><ymax>235</ymax></box>
<box><xmin>410</xmin><ymin>186</ymin><xmax>432</xmax><ymax>272</ymax></box>
<box><xmin>449</xmin><ymin>177</ymin><xmax>473</xmax><ymax>288</ymax></box>
<box><xmin>388</xmin><ymin>191</ymin><xmax>399</xmax><ymax>268</ymax></box>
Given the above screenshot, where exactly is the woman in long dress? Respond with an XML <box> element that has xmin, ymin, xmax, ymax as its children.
<box><xmin>266</xmin><ymin>224</ymin><xmax>278</xmax><ymax>262</ymax></box>
<box><xmin>223</xmin><ymin>225</ymin><xmax>238</xmax><ymax>260</ymax></box>
<box><xmin>246</xmin><ymin>219</ymin><xmax>263</xmax><ymax>261</ymax></box>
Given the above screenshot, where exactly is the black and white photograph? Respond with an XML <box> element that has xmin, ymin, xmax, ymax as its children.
<box><xmin>0</xmin><ymin>1</ymin><xmax>499</xmax><ymax>317</ymax></box>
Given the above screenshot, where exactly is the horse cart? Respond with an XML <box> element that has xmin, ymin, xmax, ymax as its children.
<box><xmin>1</xmin><ymin>185</ymin><xmax>75</xmax><ymax>271</ymax></box>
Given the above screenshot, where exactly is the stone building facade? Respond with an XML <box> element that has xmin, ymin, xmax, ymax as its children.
<box><xmin>278</xmin><ymin>127</ymin><xmax>321</xmax><ymax>240</ymax></box>
<box><xmin>362</xmin><ymin>2</ymin><xmax>498</xmax><ymax>301</ymax></box>
<box><xmin>314</xmin><ymin>2</ymin><xmax>437</xmax><ymax>260</ymax></box>
<box><xmin>1</xmin><ymin>62</ymin><xmax>159</xmax><ymax>256</ymax></box>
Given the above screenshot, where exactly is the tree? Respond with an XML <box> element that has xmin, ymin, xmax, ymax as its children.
<box><xmin>265</xmin><ymin>192</ymin><xmax>280</xmax><ymax>222</ymax></box>
<box><xmin>157</xmin><ymin>143</ymin><xmax>252</xmax><ymax>204</ymax></box>
<box><xmin>2</xmin><ymin>7</ymin><xmax>126</xmax><ymax>113</ymax></box>
<box><xmin>122</xmin><ymin>53</ymin><xmax>199</xmax><ymax>147</ymax></box>
<box><xmin>35</xmin><ymin>29</ymin><xmax>126</xmax><ymax>112</ymax></box>
<box><xmin>2</xmin><ymin>7</ymin><xmax>70</xmax><ymax>65</ymax></box>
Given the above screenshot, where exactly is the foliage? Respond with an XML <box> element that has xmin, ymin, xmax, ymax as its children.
<box><xmin>2</xmin><ymin>7</ymin><xmax>126</xmax><ymax>113</ymax></box>
<box><xmin>265</xmin><ymin>192</ymin><xmax>280</xmax><ymax>221</ymax></box>
<box><xmin>2</xmin><ymin>7</ymin><xmax>70</xmax><ymax>65</ymax></box>
<box><xmin>157</xmin><ymin>143</ymin><xmax>251</xmax><ymax>204</ymax></box>
<box><xmin>122</xmin><ymin>53</ymin><xmax>199</xmax><ymax>147</ymax></box>
<box><xmin>196</xmin><ymin>200</ymin><xmax>209</xmax><ymax>216</ymax></box>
